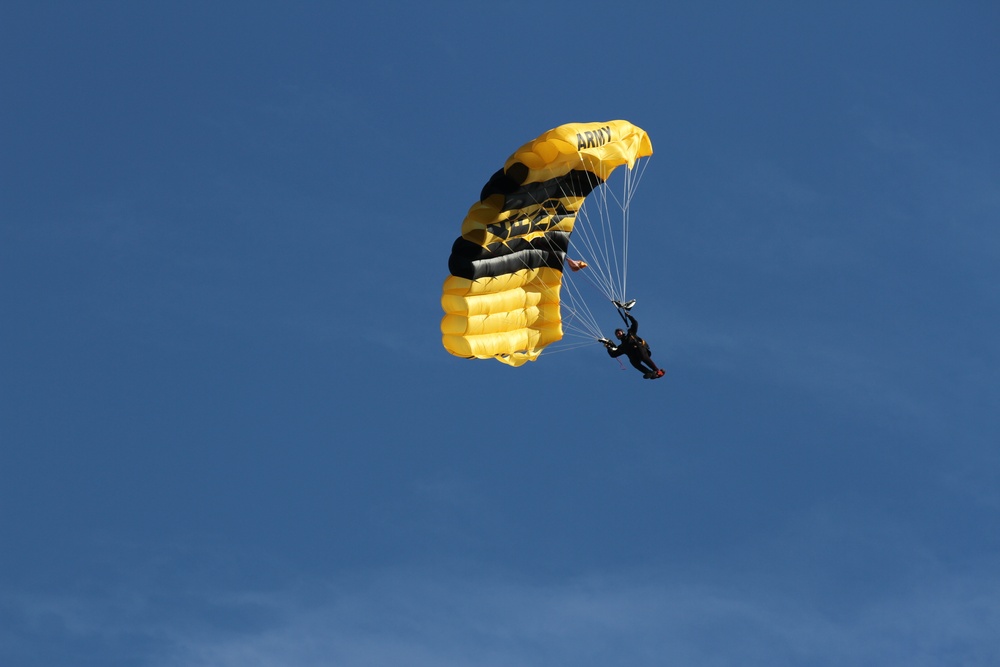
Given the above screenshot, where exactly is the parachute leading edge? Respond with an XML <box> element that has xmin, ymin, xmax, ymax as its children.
<box><xmin>441</xmin><ymin>120</ymin><xmax>652</xmax><ymax>365</ymax></box>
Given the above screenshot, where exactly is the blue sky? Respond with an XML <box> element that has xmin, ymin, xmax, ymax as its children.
<box><xmin>2</xmin><ymin>2</ymin><xmax>999</xmax><ymax>665</ymax></box>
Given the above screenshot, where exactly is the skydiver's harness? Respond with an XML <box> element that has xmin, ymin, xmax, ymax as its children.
<box><xmin>605</xmin><ymin>303</ymin><xmax>651</xmax><ymax>369</ymax></box>
<box><xmin>616</xmin><ymin>304</ymin><xmax>650</xmax><ymax>353</ymax></box>
<box><xmin>618</xmin><ymin>333</ymin><xmax>651</xmax><ymax>356</ymax></box>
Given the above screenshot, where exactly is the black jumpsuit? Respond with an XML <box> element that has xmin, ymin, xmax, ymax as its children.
<box><xmin>606</xmin><ymin>314</ymin><xmax>660</xmax><ymax>376</ymax></box>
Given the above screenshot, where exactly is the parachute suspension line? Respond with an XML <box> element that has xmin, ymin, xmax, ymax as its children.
<box><xmin>569</xmin><ymin>167</ymin><xmax>621</xmax><ymax>303</ymax></box>
<box><xmin>598</xmin><ymin>154</ymin><xmax>652</xmax><ymax>304</ymax></box>
<box><xmin>567</xmin><ymin>224</ymin><xmax>615</xmax><ymax>301</ymax></box>
<box><xmin>611</xmin><ymin>163</ymin><xmax>628</xmax><ymax>302</ymax></box>
<box><xmin>621</xmin><ymin>154</ymin><xmax>652</xmax><ymax>302</ymax></box>
<box><xmin>512</xmin><ymin>213</ymin><xmax>612</xmax><ymax>350</ymax></box>
<box><xmin>571</xmin><ymin>159</ymin><xmax>641</xmax><ymax>306</ymax></box>
<box><xmin>500</xmin><ymin>244</ymin><xmax>604</xmax><ymax>351</ymax></box>
<box><xmin>573</xmin><ymin>162</ymin><xmax>624</xmax><ymax>303</ymax></box>
<box><xmin>559</xmin><ymin>267</ymin><xmax>606</xmax><ymax>338</ymax></box>
<box><xmin>621</xmin><ymin>163</ymin><xmax>631</xmax><ymax>301</ymax></box>
<box><xmin>595</xmin><ymin>163</ymin><xmax>624</xmax><ymax>301</ymax></box>
<box><xmin>591</xmin><ymin>165</ymin><xmax>623</xmax><ymax>302</ymax></box>
<box><xmin>508</xmin><ymin>225</ymin><xmax>612</xmax><ymax>349</ymax></box>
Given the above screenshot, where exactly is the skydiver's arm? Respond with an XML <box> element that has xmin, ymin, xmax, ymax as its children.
<box><xmin>606</xmin><ymin>345</ymin><xmax>625</xmax><ymax>358</ymax></box>
<box><xmin>626</xmin><ymin>313</ymin><xmax>638</xmax><ymax>335</ymax></box>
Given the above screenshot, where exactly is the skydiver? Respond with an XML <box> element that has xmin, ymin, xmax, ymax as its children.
<box><xmin>599</xmin><ymin>305</ymin><xmax>664</xmax><ymax>379</ymax></box>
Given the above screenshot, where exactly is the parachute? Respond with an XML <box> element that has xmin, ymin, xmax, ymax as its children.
<box><xmin>441</xmin><ymin>120</ymin><xmax>653</xmax><ymax>366</ymax></box>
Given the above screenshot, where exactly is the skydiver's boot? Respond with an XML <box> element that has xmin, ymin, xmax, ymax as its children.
<box><xmin>655</xmin><ymin>369</ymin><xmax>665</xmax><ymax>378</ymax></box>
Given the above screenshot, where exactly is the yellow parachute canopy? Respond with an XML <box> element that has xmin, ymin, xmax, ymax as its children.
<box><xmin>441</xmin><ymin>120</ymin><xmax>652</xmax><ymax>366</ymax></box>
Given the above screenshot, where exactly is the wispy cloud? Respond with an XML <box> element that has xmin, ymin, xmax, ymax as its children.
<box><xmin>6</xmin><ymin>564</ymin><xmax>998</xmax><ymax>667</ymax></box>
<box><xmin>156</xmin><ymin>569</ymin><xmax>1000</xmax><ymax>667</ymax></box>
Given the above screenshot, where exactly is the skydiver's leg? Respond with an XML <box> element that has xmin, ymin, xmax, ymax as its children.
<box><xmin>628</xmin><ymin>355</ymin><xmax>656</xmax><ymax>374</ymax></box>
<box><xmin>635</xmin><ymin>350</ymin><xmax>659</xmax><ymax>373</ymax></box>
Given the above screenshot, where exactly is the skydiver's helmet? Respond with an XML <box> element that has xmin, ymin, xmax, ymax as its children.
<box><xmin>615</xmin><ymin>328</ymin><xmax>626</xmax><ymax>340</ymax></box>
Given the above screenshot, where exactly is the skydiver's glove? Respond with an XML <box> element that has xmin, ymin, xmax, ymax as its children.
<box><xmin>598</xmin><ymin>338</ymin><xmax>613</xmax><ymax>347</ymax></box>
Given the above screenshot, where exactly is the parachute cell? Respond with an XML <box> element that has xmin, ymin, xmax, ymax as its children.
<box><xmin>441</xmin><ymin>120</ymin><xmax>652</xmax><ymax>365</ymax></box>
